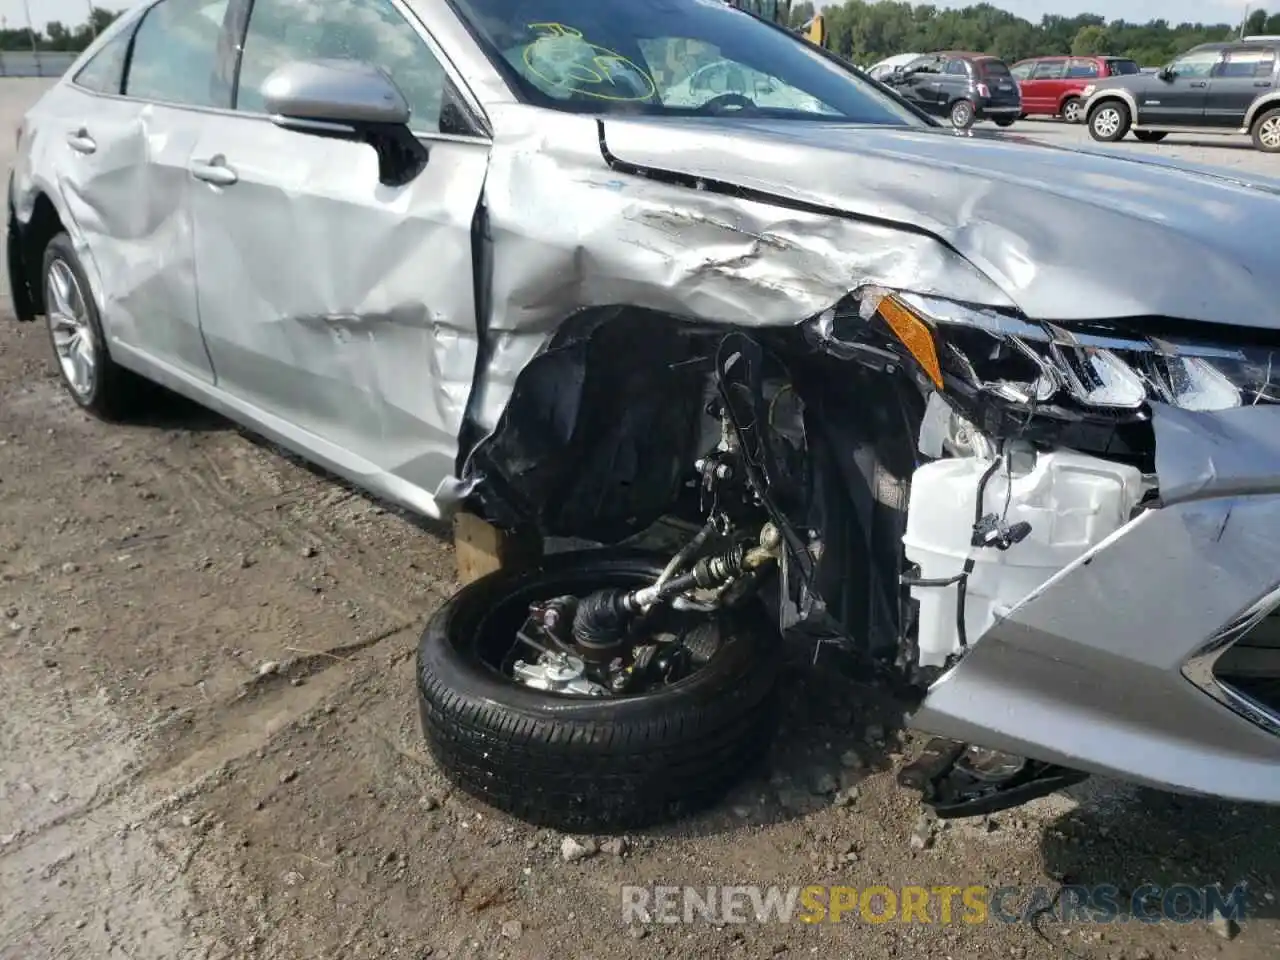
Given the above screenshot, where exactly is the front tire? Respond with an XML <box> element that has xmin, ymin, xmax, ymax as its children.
<box><xmin>949</xmin><ymin>99</ymin><xmax>976</xmax><ymax>130</ymax></box>
<box><xmin>1133</xmin><ymin>130</ymin><xmax>1168</xmax><ymax>143</ymax></box>
<box><xmin>1252</xmin><ymin>107</ymin><xmax>1280</xmax><ymax>153</ymax></box>
<box><xmin>417</xmin><ymin>549</ymin><xmax>780</xmax><ymax>830</ymax></box>
<box><xmin>1088</xmin><ymin>100</ymin><xmax>1130</xmax><ymax>142</ymax></box>
<box><xmin>41</xmin><ymin>233</ymin><xmax>142</xmax><ymax>420</ymax></box>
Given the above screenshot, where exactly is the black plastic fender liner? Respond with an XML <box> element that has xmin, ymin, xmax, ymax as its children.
<box><xmin>7</xmin><ymin>185</ymin><xmax>39</xmax><ymax>323</ymax></box>
<box><xmin>416</xmin><ymin>549</ymin><xmax>781</xmax><ymax>831</ymax></box>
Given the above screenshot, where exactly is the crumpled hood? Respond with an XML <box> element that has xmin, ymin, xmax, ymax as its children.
<box><xmin>601</xmin><ymin>117</ymin><xmax>1280</xmax><ymax>329</ymax></box>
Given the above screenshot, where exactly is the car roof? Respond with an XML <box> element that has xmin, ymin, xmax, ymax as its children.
<box><xmin>934</xmin><ymin>51</ymin><xmax>988</xmax><ymax>60</ymax></box>
<box><xmin>1016</xmin><ymin>54</ymin><xmax>1132</xmax><ymax>63</ymax></box>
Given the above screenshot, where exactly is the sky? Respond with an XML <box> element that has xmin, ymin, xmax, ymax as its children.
<box><xmin>0</xmin><ymin>0</ymin><xmax>1260</xmax><ymax>31</ymax></box>
<box><xmin>0</xmin><ymin>0</ymin><xmax>127</xmax><ymax>31</ymax></box>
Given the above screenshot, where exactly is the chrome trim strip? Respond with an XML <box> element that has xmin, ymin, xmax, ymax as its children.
<box><xmin>1182</xmin><ymin>584</ymin><xmax>1280</xmax><ymax>737</ymax></box>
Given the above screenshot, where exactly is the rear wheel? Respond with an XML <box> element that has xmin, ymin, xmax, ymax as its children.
<box><xmin>994</xmin><ymin>117</ymin><xmax>1015</xmax><ymax>128</ymax></box>
<box><xmin>416</xmin><ymin>549</ymin><xmax>781</xmax><ymax>830</ymax></box>
<box><xmin>1060</xmin><ymin>97</ymin><xmax>1083</xmax><ymax>123</ymax></box>
<box><xmin>41</xmin><ymin>233</ymin><xmax>143</xmax><ymax>420</ymax></box>
<box><xmin>1252</xmin><ymin>107</ymin><xmax>1280</xmax><ymax>153</ymax></box>
<box><xmin>1088</xmin><ymin>100</ymin><xmax>1130</xmax><ymax>142</ymax></box>
<box><xmin>949</xmin><ymin>99</ymin><xmax>975</xmax><ymax>130</ymax></box>
<box><xmin>1133</xmin><ymin>130</ymin><xmax>1168</xmax><ymax>143</ymax></box>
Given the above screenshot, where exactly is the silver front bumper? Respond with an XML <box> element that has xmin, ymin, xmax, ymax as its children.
<box><xmin>911</xmin><ymin>403</ymin><xmax>1280</xmax><ymax>804</ymax></box>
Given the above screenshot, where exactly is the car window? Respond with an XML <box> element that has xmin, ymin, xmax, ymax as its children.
<box><xmin>1010</xmin><ymin>61</ymin><xmax>1033</xmax><ymax>80</ymax></box>
<box><xmin>650</xmin><ymin>46</ymin><xmax>838</xmax><ymax>114</ymax></box>
<box><xmin>236</xmin><ymin>0</ymin><xmax>447</xmax><ymax>132</ymax></box>
<box><xmin>73</xmin><ymin>26</ymin><xmax>132</xmax><ymax>94</ymax></box>
<box><xmin>1216</xmin><ymin>48</ymin><xmax>1277</xmax><ymax>78</ymax></box>
<box><xmin>124</xmin><ymin>0</ymin><xmax>234</xmax><ymax>107</ymax></box>
<box><xmin>1168</xmin><ymin>48</ymin><xmax>1223</xmax><ymax>79</ymax></box>
<box><xmin>944</xmin><ymin>59</ymin><xmax>967</xmax><ymax>76</ymax></box>
<box><xmin>979</xmin><ymin>59</ymin><xmax>1012</xmax><ymax>78</ymax></box>
<box><xmin>1032</xmin><ymin>60</ymin><xmax>1064</xmax><ymax>79</ymax></box>
<box><xmin>1107</xmin><ymin>58</ymin><xmax>1140</xmax><ymax>75</ymax></box>
<box><xmin>906</xmin><ymin>56</ymin><xmax>942</xmax><ymax>75</ymax></box>
<box><xmin>449</xmin><ymin>0</ymin><xmax>926</xmax><ymax>125</ymax></box>
<box><xmin>1066</xmin><ymin>58</ymin><xmax>1098</xmax><ymax>78</ymax></box>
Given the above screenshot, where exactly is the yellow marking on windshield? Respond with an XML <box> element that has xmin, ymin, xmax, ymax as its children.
<box><xmin>528</xmin><ymin>21</ymin><xmax>582</xmax><ymax>39</ymax></box>
<box><xmin>523</xmin><ymin>22</ymin><xmax>657</xmax><ymax>102</ymax></box>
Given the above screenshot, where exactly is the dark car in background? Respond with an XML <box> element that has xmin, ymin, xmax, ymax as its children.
<box><xmin>882</xmin><ymin>51</ymin><xmax>1021</xmax><ymax>129</ymax></box>
<box><xmin>1082</xmin><ymin>40</ymin><xmax>1280</xmax><ymax>151</ymax></box>
<box><xmin>1011</xmin><ymin>54</ymin><xmax>1141</xmax><ymax>123</ymax></box>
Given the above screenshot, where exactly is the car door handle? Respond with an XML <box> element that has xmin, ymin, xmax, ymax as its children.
<box><xmin>66</xmin><ymin>129</ymin><xmax>96</xmax><ymax>154</ymax></box>
<box><xmin>1189</xmin><ymin>81</ymin><xmax>1208</xmax><ymax>88</ymax></box>
<box><xmin>1256</xmin><ymin>80</ymin><xmax>1273</xmax><ymax>87</ymax></box>
<box><xmin>190</xmin><ymin>157</ymin><xmax>238</xmax><ymax>187</ymax></box>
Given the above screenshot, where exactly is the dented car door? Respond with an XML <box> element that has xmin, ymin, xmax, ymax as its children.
<box><xmin>188</xmin><ymin>0</ymin><xmax>489</xmax><ymax>507</ymax></box>
<box><xmin>43</xmin><ymin>0</ymin><xmax>236</xmax><ymax>385</ymax></box>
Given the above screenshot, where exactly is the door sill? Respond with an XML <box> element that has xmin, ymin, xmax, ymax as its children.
<box><xmin>110</xmin><ymin>341</ymin><xmax>452</xmax><ymax>520</ymax></box>
<box><xmin>1132</xmin><ymin>124</ymin><xmax>1247</xmax><ymax>136</ymax></box>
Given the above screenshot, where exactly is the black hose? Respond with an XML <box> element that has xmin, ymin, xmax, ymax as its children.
<box><xmin>955</xmin><ymin>456</ymin><xmax>1004</xmax><ymax>651</ymax></box>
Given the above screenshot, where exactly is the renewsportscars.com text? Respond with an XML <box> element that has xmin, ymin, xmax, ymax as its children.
<box><xmin>621</xmin><ymin>884</ymin><xmax>1249</xmax><ymax>925</ymax></box>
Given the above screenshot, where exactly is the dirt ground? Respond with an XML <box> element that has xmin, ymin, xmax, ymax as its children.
<box><xmin>3</xmin><ymin>79</ymin><xmax>1280</xmax><ymax>960</ymax></box>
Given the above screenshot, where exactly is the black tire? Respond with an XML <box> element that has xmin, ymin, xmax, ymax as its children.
<box><xmin>1133</xmin><ymin>130</ymin><xmax>1168</xmax><ymax>143</ymax></box>
<box><xmin>1251</xmin><ymin>107</ymin><xmax>1280</xmax><ymax>153</ymax></box>
<box><xmin>417</xmin><ymin>549</ymin><xmax>780</xmax><ymax>831</ymax></box>
<box><xmin>949</xmin><ymin>99</ymin><xmax>975</xmax><ymax>130</ymax></box>
<box><xmin>1060</xmin><ymin>96</ymin><xmax>1083</xmax><ymax>124</ymax></box>
<box><xmin>1087</xmin><ymin>99</ymin><xmax>1130</xmax><ymax>142</ymax></box>
<box><xmin>41</xmin><ymin>232</ymin><xmax>143</xmax><ymax>420</ymax></box>
<box><xmin>994</xmin><ymin>117</ymin><xmax>1015</xmax><ymax>127</ymax></box>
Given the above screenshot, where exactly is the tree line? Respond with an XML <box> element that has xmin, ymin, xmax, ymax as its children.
<box><xmin>787</xmin><ymin>2</ymin><xmax>1278</xmax><ymax>67</ymax></box>
<box><xmin>1</xmin><ymin>7</ymin><xmax>120</xmax><ymax>53</ymax></box>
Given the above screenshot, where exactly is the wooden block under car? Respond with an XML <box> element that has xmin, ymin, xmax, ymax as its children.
<box><xmin>453</xmin><ymin>511</ymin><xmax>542</xmax><ymax>585</ymax></box>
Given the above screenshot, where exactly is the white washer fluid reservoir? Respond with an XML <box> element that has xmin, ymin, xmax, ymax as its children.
<box><xmin>902</xmin><ymin>449</ymin><xmax>1143</xmax><ymax>668</ymax></box>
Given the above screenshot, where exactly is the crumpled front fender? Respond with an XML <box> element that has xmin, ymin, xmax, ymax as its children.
<box><xmin>910</xmin><ymin>403</ymin><xmax>1280</xmax><ymax>804</ymax></box>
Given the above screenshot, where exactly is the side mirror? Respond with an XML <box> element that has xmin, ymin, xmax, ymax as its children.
<box><xmin>1156</xmin><ymin>65</ymin><xmax>1174</xmax><ymax>81</ymax></box>
<box><xmin>261</xmin><ymin>59</ymin><xmax>428</xmax><ymax>186</ymax></box>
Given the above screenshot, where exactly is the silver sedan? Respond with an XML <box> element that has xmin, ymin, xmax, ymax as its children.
<box><xmin>9</xmin><ymin>0</ymin><xmax>1280</xmax><ymax>830</ymax></box>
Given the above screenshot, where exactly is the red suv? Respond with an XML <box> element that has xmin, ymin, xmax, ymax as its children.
<box><xmin>1011</xmin><ymin>55</ymin><xmax>1142</xmax><ymax>122</ymax></box>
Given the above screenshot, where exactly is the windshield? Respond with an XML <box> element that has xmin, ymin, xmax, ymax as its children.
<box><xmin>977</xmin><ymin>59</ymin><xmax>1011</xmax><ymax>78</ymax></box>
<box><xmin>448</xmin><ymin>0</ymin><xmax>925</xmax><ymax>124</ymax></box>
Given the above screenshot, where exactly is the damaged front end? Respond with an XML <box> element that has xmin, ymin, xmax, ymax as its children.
<box><xmin>459</xmin><ymin>276</ymin><xmax>1280</xmax><ymax>814</ymax></box>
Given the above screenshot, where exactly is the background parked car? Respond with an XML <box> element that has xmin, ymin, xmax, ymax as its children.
<box><xmin>1082</xmin><ymin>39</ymin><xmax>1280</xmax><ymax>152</ymax></box>
<box><xmin>883</xmin><ymin>51</ymin><xmax>1021</xmax><ymax>129</ymax></box>
<box><xmin>1011</xmin><ymin>54</ymin><xmax>1141</xmax><ymax>123</ymax></box>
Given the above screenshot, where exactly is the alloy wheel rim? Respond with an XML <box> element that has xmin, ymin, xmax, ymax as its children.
<box><xmin>45</xmin><ymin>258</ymin><xmax>96</xmax><ymax>399</ymax></box>
<box><xmin>1094</xmin><ymin>108</ymin><xmax>1120</xmax><ymax>137</ymax></box>
<box><xmin>953</xmin><ymin>104</ymin><xmax>971</xmax><ymax>126</ymax></box>
<box><xmin>1261</xmin><ymin>117</ymin><xmax>1280</xmax><ymax>149</ymax></box>
<box><xmin>1064</xmin><ymin>101</ymin><xmax>1081</xmax><ymax>122</ymax></box>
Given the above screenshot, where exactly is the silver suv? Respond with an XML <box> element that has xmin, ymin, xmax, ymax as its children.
<box><xmin>1082</xmin><ymin>39</ymin><xmax>1280</xmax><ymax>151</ymax></box>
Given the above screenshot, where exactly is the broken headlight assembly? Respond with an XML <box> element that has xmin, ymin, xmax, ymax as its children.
<box><xmin>814</xmin><ymin>287</ymin><xmax>1280</xmax><ymax>439</ymax></box>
